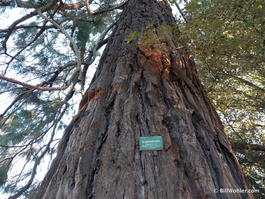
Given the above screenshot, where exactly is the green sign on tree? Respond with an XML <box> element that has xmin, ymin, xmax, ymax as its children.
<box><xmin>139</xmin><ymin>136</ymin><xmax>163</xmax><ymax>151</ymax></box>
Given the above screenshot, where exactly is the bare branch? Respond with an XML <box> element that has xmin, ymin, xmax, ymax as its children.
<box><xmin>0</xmin><ymin>74</ymin><xmax>69</xmax><ymax>91</ymax></box>
<box><xmin>174</xmin><ymin>1</ymin><xmax>188</xmax><ymax>23</ymax></box>
<box><xmin>0</xmin><ymin>61</ymin><xmax>75</xmax><ymax>122</ymax></box>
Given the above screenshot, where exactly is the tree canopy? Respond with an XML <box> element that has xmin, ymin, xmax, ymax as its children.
<box><xmin>0</xmin><ymin>0</ymin><xmax>264</xmax><ymax>198</ymax></box>
<box><xmin>179</xmin><ymin>1</ymin><xmax>265</xmax><ymax>195</ymax></box>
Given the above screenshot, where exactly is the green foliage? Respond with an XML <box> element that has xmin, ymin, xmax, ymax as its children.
<box><xmin>124</xmin><ymin>31</ymin><xmax>139</xmax><ymax>44</ymax></box>
<box><xmin>0</xmin><ymin>93</ymin><xmax>60</xmax><ymax>145</ymax></box>
<box><xmin>138</xmin><ymin>23</ymin><xmax>178</xmax><ymax>50</ymax></box>
<box><xmin>180</xmin><ymin>0</ymin><xmax>265</xmax><ymax>194</ymax></box>
<box><xmin>0</xmin><ymin>159</ymin><xmax>11</xmax><ymax>186</ymax></box>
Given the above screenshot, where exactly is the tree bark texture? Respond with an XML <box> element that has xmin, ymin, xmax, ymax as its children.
<box><xmin>37</xmin><ymin>0</ymin><xmax>253</xmax><ymax>198</ymax></box>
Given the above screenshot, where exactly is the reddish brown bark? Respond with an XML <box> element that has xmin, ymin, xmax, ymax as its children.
<box><xmin>36</xmin><ymin>0</ymin><xmax>253</xmax><ymax>198</ymax></box>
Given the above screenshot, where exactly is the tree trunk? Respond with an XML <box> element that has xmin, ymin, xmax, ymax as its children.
<box><xmin>36</xmin><ymin>0</ymin><xmax>253</xmax><ymax>198</ymax></box>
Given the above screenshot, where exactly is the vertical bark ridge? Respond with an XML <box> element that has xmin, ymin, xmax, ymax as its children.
<box><xmin>37</xmin><ymin>0</ymin><xmax>252</xmax><ymax>198</ymax></box>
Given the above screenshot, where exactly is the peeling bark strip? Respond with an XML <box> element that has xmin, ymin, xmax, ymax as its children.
<box><xmin>37</xmin><ymin>0</ymin><xmax>253</xmax><ymax>198</ymax></box>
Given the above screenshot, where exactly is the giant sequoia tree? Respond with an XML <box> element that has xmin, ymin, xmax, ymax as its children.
<box><xmin>34</xmin><ymin>0</ymin><xmax>252</xmax><ymax>198</ymax></box>
<box><xmin>1</xmin><ymin>0</ymin><xmax>263</xmax><ymax>198</ymax></box>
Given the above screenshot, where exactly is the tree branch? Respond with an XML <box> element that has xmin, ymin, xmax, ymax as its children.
<box><xmin>174</xmin><ymin>1</ymin><xmax>188</xmax><ymax>23</ymax></box>
<box><xmin>90</xmin><ymin>1</ymin><xmax>127</xmax><ymax>15</ymax></box>
<box><xmin>37</xmin><ymin>9</ymin><xmax>83</xmax><ymax>85</ymax></box>
<box><xmin>220</xmin><ymin>72</ymin><xmax>264</xmax><ymax>92</ymax></box>
<box><xmin>231</xmin><ymin>141</ymin><xmax>265</xmax><ymax>152</ymax></box>
<box><xmin>6</xmin><ymin>20</ymin><xmax>52</xmax><ymax>65</ymax></box>
<box><xmin>81</xmin><ymin>21</ymin><xmax>116</xmax><ymax>90</ymax></box>
<box><xmin>0</xmin><ymin>75</ymin><xmax>69</xmax><ymax>91</ymax></box>
<box><xmin>2</xmin><ymin>0</ymin><xmax>58</xmax><ymax>52</ymax></box>
<box><xmin>6</xmin><ymin>85</ymin><xmax>74</xmax><ymax>198</ymax></box>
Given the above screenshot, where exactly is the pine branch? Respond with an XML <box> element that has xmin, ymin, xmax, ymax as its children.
<box><xmin>7</xmin><ymin>102</ymin><xmax>69</xmax><ymax>199</ymax></box>
<box><xmin>0</xmin><ymin>89</ymin><xmax>33</xmax><ymax>127</ymax></box>
<box><xmin>37</xmin><ymin>9</ymin><xmax>83</xmax><ymax>86</ymax></box>
<box><xmin>6</xmin><ymin>22</ymin><xmax>49</xmax><ymax>65</ymax></box>
<box><xmin>2</xmin><ymin>0</ymin><xmax>58</xmax><ymax>52</ymax></box>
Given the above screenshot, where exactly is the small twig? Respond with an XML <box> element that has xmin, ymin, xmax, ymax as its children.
<box><xmin>220</xmin><ymin>72</ymin><xmax>264</xmax><ymax>92</ymax></box>
<box><xmin>174</xmin><ymin>1</ymin><xmax>188</xmax><ymax>23</ymax></box>
<box><xmin>223</xmin><ymin>114</ymin><xmax>247</xmax><ymax>144</ymax></box>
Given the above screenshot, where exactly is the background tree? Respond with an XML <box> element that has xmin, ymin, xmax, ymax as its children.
<box><xmin>178</xmin><ymin>0</ymin><xmax>265</xmax><ymax>195</ymax></box>
<box><xmin>0</xmin><ymin>0</ymin><xmax>263</xmax><ymax>198</ymax></box>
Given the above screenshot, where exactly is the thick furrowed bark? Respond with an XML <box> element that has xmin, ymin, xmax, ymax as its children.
<box><xmin>37</xmin><ymin>0</ymin><xmax>252</xmax><ymax>198</ymax></box>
